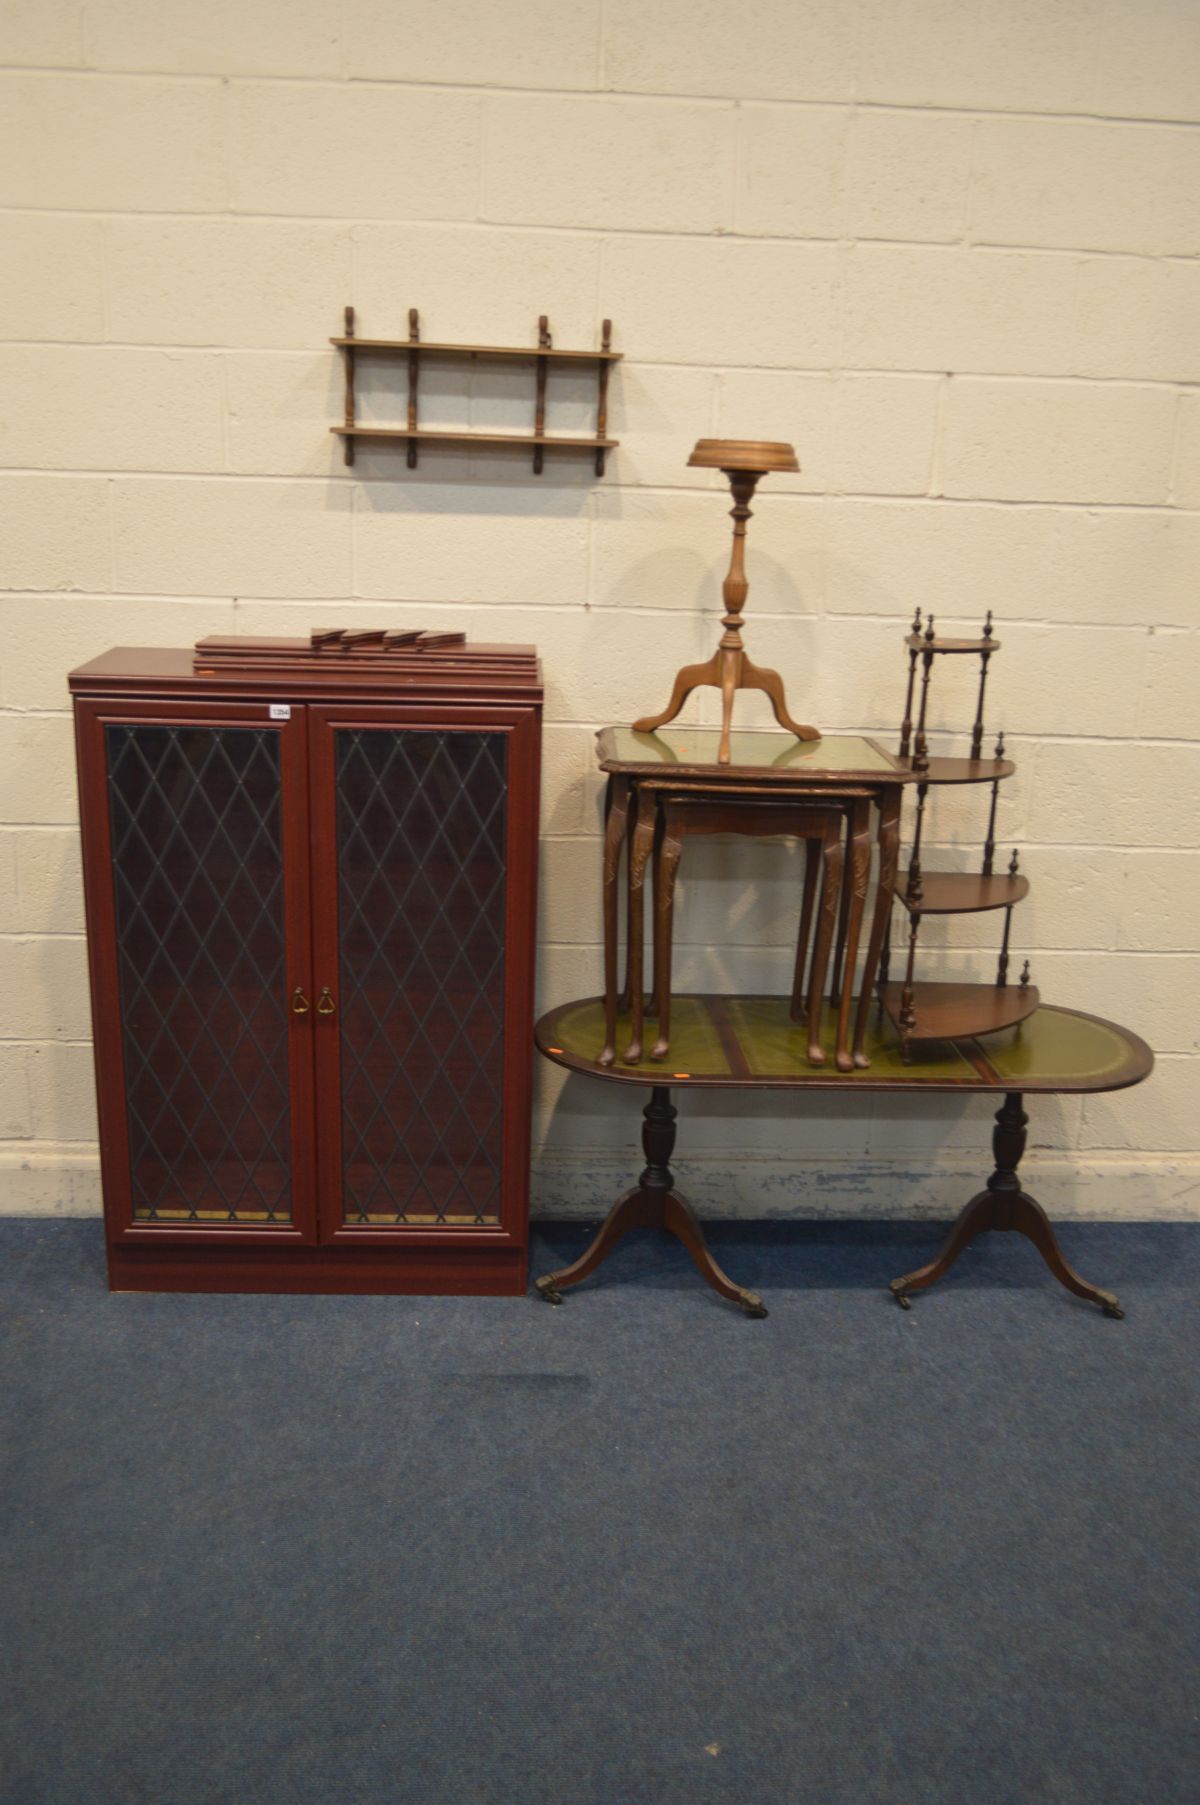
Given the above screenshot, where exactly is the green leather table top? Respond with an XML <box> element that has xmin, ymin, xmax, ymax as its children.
<box><xmin>596</xmin><ymin>728</ymin><xmax>904</xmax><ymax>781</ymax></box>
<box><xmin>536</xmin><ymin>996</ymin><xmax>1153</xmax><ymax>1095</ymax></box>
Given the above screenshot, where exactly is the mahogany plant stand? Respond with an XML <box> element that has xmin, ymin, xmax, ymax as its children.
<box><xmin>632</xmin><ymin>440</ymin><xmax>819</xmax><ymax>764</ymax></box>
<box><xmin>533</xmin><ymin>1087</ymin><xmax>769</xmax><ymax>1318</ymax></box>
<box><xmin>888</xmin><ymin>1092</ymin><xmax>1125</xmax><ymax>1316</ymax></box>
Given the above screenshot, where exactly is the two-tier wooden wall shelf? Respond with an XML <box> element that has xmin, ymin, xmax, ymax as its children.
<box><xmin>330</xmin><ymin>307</ymin><xmax>621</xmax><ymax>475</ymax></box>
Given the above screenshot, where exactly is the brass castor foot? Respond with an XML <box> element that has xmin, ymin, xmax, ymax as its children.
<box><xmin>1097</xmin><ymin>1290</ymin><xmax>1125</xmax><ymax>1319</ymax></box>
<box><xmin>535</xmin><ymin>1277</ymin><xmax>563</xmax><ymax>1306</ymax></box>
<box><xmin>740</xmin><ymin>1290</ymin><xmax>768</xmax><ymax>1319</ymax></box>
<box><xmin>889</xmin><ymin>1280</ymin><xmax>912</xmax><ymax>1311</ymax></box>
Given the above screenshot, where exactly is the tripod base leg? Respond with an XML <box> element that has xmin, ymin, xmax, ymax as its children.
<box><xmin>534</xmin><ymin>1087</ymin><xmax>766</xmax><ymax>1316</ymax></box>
<box><xmin>888</xmin><ymin>1093</ymin><xmax>1124</xmax><ymax>1318</ymax></box>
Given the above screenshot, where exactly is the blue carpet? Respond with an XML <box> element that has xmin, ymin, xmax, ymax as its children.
<box><xmin>1</xmin><ymin>1218</ymin><xmax>1198</xmax><ymax>1805</ymax></box>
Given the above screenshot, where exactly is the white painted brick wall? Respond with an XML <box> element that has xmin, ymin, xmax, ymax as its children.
<box><xmin>1</xmin><ymin>0</ymin><xmax>1196</xmax><ymax>1221</ymax></box>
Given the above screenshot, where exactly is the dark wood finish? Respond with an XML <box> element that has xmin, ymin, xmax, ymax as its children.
<box><xmin>888</xmin><ymin>615</ymin><xmax>1033</xmax><ymax>1055</ymax></box>
<box><xmin>305</xmin><ymin>700</ymin><xmax>541</xmax><ymax>1250</ymax></box>
<box><xmin>209</xmin><ymin>630</ymin><xmax>479</xmax><ymax>655</ymax></box>
<box><xmin>632</xmin><ymin>442</ymin><xmax>818</xmax><ymax>761</ymax></box>
<box><xmin>73</xmin><ymin>647</ymin><xmax>541</xmax><ymax>708</ymax></box>
<box><xmin>73</xmin><ymin>697</ymin><xmax>319</xmax><ymax>1247</ymax></box>
<box><xmin>108</xmin><ymin>1241</ymin><xmax>526</xmax><ymax>1296</ymax></box>
<box><xmin>892</xmin><ymin>754</ymin><xmax>1015</xmax><ymax>785</ymax></box>
<box><xmin>904</xmin><ymin>778</ymin><xmax>930</xmax><ymax>901</ymax></box>
<box><xmin>880</xmin><ymin>979</ymin><xmax>1041</xmax><ymax>1043</ymax></box>
<box><xmin>71</xmin><ymin>646</ymin><xmax>542</xmax><ymax>1295</ymax></box>
<box><xmin>897</xmin><ymin>899</ymin><xmax>921</xmax><ymax>1050</ymax></box>
<box><xmin>331</xmin><ymin>311</ymin><xmax>620</xmax><ymax>474</ymax></box>
<box><xmin>898</xmin><ymin>606</ymin><xmax>922</xmax><ymax>759</ymax></box>
<box><xmin>406</xmin><ymin>307</ymin><xmax>420</xmax><ymax>470</ymax></box>
<box><xmin>533</xmin><ymin>313</ymin><xmax>550</xmax><ymax>474</ymax></box>
<box><xmin>912</xmin><ymin>616</ymin><xmax>935</xmax><ymax>770</ymax></box>
<box><xmin>901</xmin><ymin>611</ymin><xmax>1000</xmax><ymax>769</ymax></box>
<box><xmin>997</xmin><ymin>865</ymin><xmax>1021</xmax><ymax>987</ymax></box>
<box><xmin>971</xmin><ymin>641</ymin><xmax>993</xmax><ymax>760</ymax></box>
<box><xmin>342</xmin><ymin>304</ymin><xmax>356</xmax><ymax>467</ymax></box>
<box><xmin>981</xmin><ymin>731</ymin><xmax>1006</xmax><ymax>875</ymax></box>
<box><xmin>533</xmin><ymin>1087</ymin><xmax>767</xmax><ymax>1317</ymax></box>
<box><xmin>888</xmin><ymin>1094</ymin><xmax>1124</xmax><ymax>1316</ymax></box>
<box><xmin>897</xmin><ymin>870</ymin><xmax>1030</xmax><ymax>914</ymax></box>
<box><xmin>194</xmin><ymin>631</ymin><xmax>517</xmax><ymax>681</ymax></box>
<box><xmin>595</xmin><ymin>318</ymin><xmax>613</xmax><ymax>476</ymax></box>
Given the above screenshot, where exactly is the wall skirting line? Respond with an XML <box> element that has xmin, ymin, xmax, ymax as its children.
<box><xmin>2</xmin><ymin>1146</ymin><xmax>1196</xmax><ymax>1223</ymax></box>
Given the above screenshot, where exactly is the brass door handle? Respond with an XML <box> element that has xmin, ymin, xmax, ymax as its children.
<box><xmin>291</xmin><ymin>987</ymin><xmax>311</xmax><ymax>1015</ymax></box>
<box><xmin>316</xmin><ymin>986</ymin><xmax>337</xmax><ymax>1016</ymax></box>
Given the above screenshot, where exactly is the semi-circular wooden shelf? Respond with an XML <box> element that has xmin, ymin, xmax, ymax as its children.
<box><xmin>905</xmin><ymin>634</ymin><xmax>1000</xmax><ymax>654</ymax></box>
<box><xmin>894</xmin><ymin>755</ymin><xmax>1015</xmax><ymax>785</ymax></box>
<box><xmin>880</xmin><ymin>980</ymin><xmax>1040</xmax><ymax>1042</ymax></box>
<box><xmin>898</xmin><ymin>871</ymin><xmax>1030</xmax><ymax>915</ymax></box>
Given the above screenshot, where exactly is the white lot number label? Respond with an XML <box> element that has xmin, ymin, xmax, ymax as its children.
<box><xmin>269</xmin><ymin>704</ymin><xmax>292</xmax><ymax>720</ymax></box>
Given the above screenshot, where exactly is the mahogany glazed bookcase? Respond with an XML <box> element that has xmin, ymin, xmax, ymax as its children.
<box><xmin>69</xmin><ymin>643</ymin><xmax>542</xmax><ymax>1295</ymax></box>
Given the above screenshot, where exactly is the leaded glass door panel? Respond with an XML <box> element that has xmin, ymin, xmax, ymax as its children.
<box><xmin>308</xmin><ymin>707</ymin><xmax>540</xmax><ymax>1245</ymax></box>
<box><xmin>76</xmin><ymin>700</ymin><xmax>318</xmax><ymax>1243</ymax></box>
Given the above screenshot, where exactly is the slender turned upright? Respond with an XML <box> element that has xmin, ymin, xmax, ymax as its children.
<box><xmin>981</xmin><ymin>730</ymin><xmax>1006</xmax><ymax>875</ymax></box>
<box><xmin>970</xmin><ymin>612</ymin><xmax>995</xmax><ymax>760</ymax></box>
<box><xmin>912</xmin><ymin>615</ymin><xmax>936</xmax><ymax>773</ymax></box>
<box><xmin>594</xmin><ymin>318</ymin><xmax>613</xmax><ymax>476</ymax></box>
<box><xmin>342</xmin><ymin>304</ymin><xmax>356</xmax><ymax>466</ymax></box>
<box><xmin>405</xmin><ymin>307</ymin><xmax>420</xmax><ymax>469</ymax></box>
<box><xmin>632</xmin><ymin>440</ymin><xmax>819</xmax><ymax>764</ymax></box>
<box><xmin>896</xmin><ymin>777</ymin><xmax>930</xmax><ymax>1058</ymax></box>
<box><xmin>898</xmin><ymin>606</ymin><xmax>922</xmax><ymax>759</ymax></box>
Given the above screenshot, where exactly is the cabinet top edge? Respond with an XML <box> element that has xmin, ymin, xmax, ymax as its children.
<box><xmin>68</xmin><ymin>646</ymin><xmax>544</xmax><ymax>704</ymax></box>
